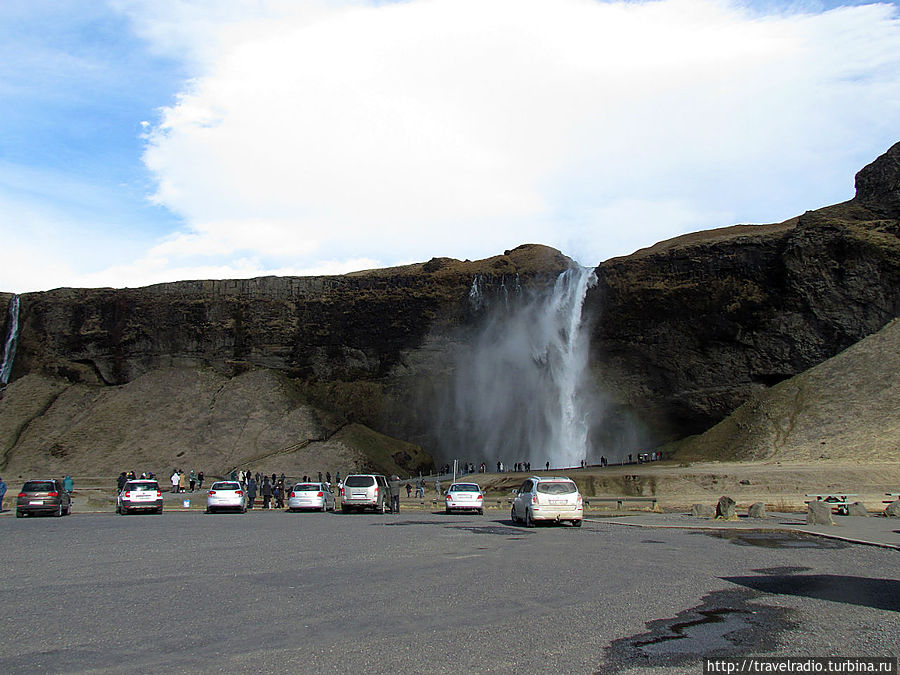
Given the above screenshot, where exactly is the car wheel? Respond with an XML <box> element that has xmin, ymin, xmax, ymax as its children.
<box><xmin>64</xmin><ymin>504</ymin><xmax>71</xmax><ymax>515</ymax></box>
<box><xmin>510</xmin><ymin>506</ymin><xmax>518</xmax><ymax>523</ymax></box>
<box><xmin>378</xmin><ymin>499</ymin><xmax>386</xmax><ymax>514</ymax></box>
<box><xmin>525</xmin><ymin>509</ymin><xmax>535</xmax><ymax>528</ymax></box>
<box><xmin>478</xmin><ymin>508</ymin><xmax>484</xmax><ymax>515</ymax></box>
<box><xmin>321</xmin><ymin>503</ymin><xmax>327</xmax><ymax>512</ymax></box>
<box><xmin>205</xmin><ymin>507</ymin><xmax>211</xmax><ymax>514</ymax></box>
<box><xmin>156</xmin><ymin>506</ymin><xmax>164</xmax><ymax>515</ymax></box>
<box><xmin>573</xmin><ymin>519</ymin><xmax>582</xmax><ymax>527</ymax></box>
<box><xmin>16</xmin><ymin>510</ymin><xmax>24</xmax><ymax>518</ymax></box>
<box><xmin>445</xmin><ymin>507</ymin><xmax>451</xmax><ymax>514</ymax></box>
<box><xmin>341</xmin><ymin>504</ymin><xmax>350</xmax><ymax>514</ymax></box>
<box><xmin>55</xmin><ymin>503</ymin><xmax>63</xmax><ymax>517</ymax></box>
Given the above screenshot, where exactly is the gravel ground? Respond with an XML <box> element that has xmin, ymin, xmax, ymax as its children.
<box><xmin>0</xmin><ymin>510</ymin><xmax>897</xmax><ymax>674</ymax></box>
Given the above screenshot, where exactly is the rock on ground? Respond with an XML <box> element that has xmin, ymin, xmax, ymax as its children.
<box><xmin>807</xmin><ymin>500</ymin><xmax>836</xmax><ymax>525</ymax></box>
<box><xmin>885</xmin><ymin>500</ymin><xmax>900</xmax><ymax>517</ymax></box>
<box><xmin>748</xmin><ymin>502</ymin><xmax>766</xmax><ymax>518</ymax></box>
<box><xmin>716</xmin><ymin>495</ymin><xmax>737</xmax><ymax>520</ymax></box>
<box><xmin>847</xmin><ymin>501</ymin><xmax>868</xmax><ymax>517</ymax></box>
<box><xmin>691</xmin><ymin>503</ymin><xmax>715</xmax><ymax>518</ymax></box>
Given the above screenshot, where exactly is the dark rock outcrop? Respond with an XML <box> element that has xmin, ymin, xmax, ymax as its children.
<box><xmin>748</xmin><ymin>502</ymin><xmax>766</xmax><ymax>519</ymax></box>
<box><xmin>587</xmin><ymin>143</ymin><xmax>900</xmax><ymax>448</ymax></box>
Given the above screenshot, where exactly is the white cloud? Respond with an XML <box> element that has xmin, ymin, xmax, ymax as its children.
<box><xmin>95</xmin><ymin>0</ymin><xmax>900</xmax><ymax>285</ymax></box>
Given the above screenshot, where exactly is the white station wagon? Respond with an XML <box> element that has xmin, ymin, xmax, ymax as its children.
<box><xmin>511</xmin><ymin>476</ymin><xmax>583</xmax><ymax>527</ymax></box>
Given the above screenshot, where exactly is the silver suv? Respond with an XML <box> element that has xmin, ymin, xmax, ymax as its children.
<box><xmin>511</xmin><ymin>476</ymin><xmax>583</xmax><ymax>527</ymax></box>
<box><xmin>340</xmin><ymin>474</ymin><xmax>389</xmax><ymax>513</ymax></box>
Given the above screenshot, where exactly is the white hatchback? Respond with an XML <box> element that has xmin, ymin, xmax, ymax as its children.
<box><xmin>206</xmin><ymin>481</ymin><xmax>247</xmax><ymax>513</ymax></box>
<box><xmin>511</xmin><ymin>476</ymin><xmax>583</xmax><ymax>527</ymax></box>
<box><xmin>445</xmin><ymin>482</ymin><xmax>485</xmax><ymax>514</ymax></box>
<box><xmin>288</xmin><ymin>483</ymin><xmax>336</xmax><ymax>512</ymax></box>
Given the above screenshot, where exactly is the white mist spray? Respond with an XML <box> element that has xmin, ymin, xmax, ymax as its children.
<box><xmin>440</xmin><ymin>267</ymin><xmax>598</xmax><ymax>469</ymax></box>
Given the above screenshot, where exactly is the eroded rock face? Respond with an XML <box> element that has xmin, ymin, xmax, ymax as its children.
<box><xmin>715</xmin><ymin>495</ymin><xmax>737</xmax><ymax>520</ymax></box>
<box><xmin>807</xmin><ymin>500</ymin><xmax>836</xmax><ymax>525</ymax></box>
<box><xmin>586</xmin><ymin>144</ymin><xmax>900</xmax><ymax>447</ymax></box>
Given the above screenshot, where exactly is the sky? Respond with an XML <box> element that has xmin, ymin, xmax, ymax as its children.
<box><xmin>1</xmin><ymin>0</ymin><xmax>899</xmax><ymax>293</ymax></box>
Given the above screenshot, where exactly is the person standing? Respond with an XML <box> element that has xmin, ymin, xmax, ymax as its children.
<box><xmin>178</xmin><ymin>470</ymin><xmax>187</xmax><ymax>493</ymax></box>
<box><xmin>247</xmin><ymin>475</ymin><xmax>257</xmax><ymax>509</ymax></box>
<box><xmin>405</xmin><ymin>482</ymin><xmax>412</xmax><ymax>498</ymax></box>
<box><xmin>189</xmin><ymin>470</ymin><xmax>197</xmax><ymax>492</ymax></box>
<box><xmin>416</xmin><ymin>476</ymin><xmax>425</xmax><ymax>498</ymax></box>
<box><xmin>0</xmin><ymin>475</ymin><xmax>6</xmax><ymax>511</ymax></box>
<box><xmin>389</xmin><ymin>475</ymin><xmax>401</xmax><ymax>514</ymax></box>
<box><xmin>171</xmin><ymin>470</ymin><xmax>179</xmax><ymax>493</ymax></box>
<box><xmin>433</xmin><ymin>479</ymin><xmax>441</xmax><ymax>497</ymax></box>
<box><xmin>261</xmin><ymin>477</ymin><xmax>273</xmax><ymax>509</ymax></box>
<box><xmin>198</xmin><ymin>471</ymin><xmax>204</xmax><ymax>490</ymax></box>
<box><xmin>63</xmin><ymin>475</ymin><xmax>73</xmax><ymax>494</ymax></box>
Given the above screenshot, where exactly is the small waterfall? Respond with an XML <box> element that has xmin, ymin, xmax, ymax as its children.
<box><xmin>0</xmin><ymin>294</ymin><xmax>20</xmax><ymax>389</ymax></box>
<box><xmin>438</xmin><ymin>266</ymin><xmax>599</xmax><ymax>469</ymax></box>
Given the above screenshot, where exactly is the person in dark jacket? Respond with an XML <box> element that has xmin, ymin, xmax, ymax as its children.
<box><xmin>389</xmin><ymin>475</ymin><xmax>401</xmax><ymax>513</ymax></box>
<box><xmin>117</xmin><ymin>472</ymin><xmax>127</xmax><ymax>492</ymax></box>
<box><xmin>261</xmin><ymin>477</ymin><xmax>273</xmax><ymax>509</ymax></box>
<box><xmin>247</xmin><ymin>476</ymin><xmax>257</xmax><ymax>509</ymax></box>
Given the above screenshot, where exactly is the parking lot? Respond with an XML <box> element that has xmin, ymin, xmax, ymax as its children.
<box><xmin>1</xmin><ymin>510</ymin><xmax>897</xmax><ymax>673</ymax></box>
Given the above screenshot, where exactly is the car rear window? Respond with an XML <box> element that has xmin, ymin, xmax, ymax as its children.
<box><xmin>536</xmin><ymin>481</ymin><xmax>577</xmax><ymax>495</ymax></box>
<box><xmin>22</xmin><ymin>481</ymin><xmax>55</xmax><ymax>492</ymax></box>
<box><xmin>212</xmin><ymin>482</ymin><xmax>241</xmax><ymax>490</ymax></box>
<box><xmin>125</xmin><ymin>482</ymin><xmax>159</xmax><ymax>491</ymax></box>
<box><xmin>293</xmin><ymin>484</ymin><xmax>320</xmax><ymax>491</ymax></box>
<box><xmin>450</xmin><ymin>484</ymin><xmax>480</xmax><ymax>492</ymax></box>
<box><xmin>344</xmin><ymin>476</ymin><xmax>375</xmax><ymax>487</ymax></box>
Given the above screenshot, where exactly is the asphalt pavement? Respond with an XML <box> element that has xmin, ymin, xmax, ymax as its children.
<box><xmin>0</xmin><ymin>509</ymin><xmax>897</xmax><ymax>674</ymax></box>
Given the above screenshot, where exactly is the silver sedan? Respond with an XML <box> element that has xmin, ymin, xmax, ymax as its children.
<box><xmin>288</xmin><ymin>483</ymin><xmax>336</xmax><ymax>512</ymax></box>
<box><xmin>445</xmin><ymin>482</ymin><xmax>485</xmax><ymax>514</ymax></box>
<box><xmin>206</xmin><ymin>481</ymin><xmax>248</xmax><ymax>513</ymax></box>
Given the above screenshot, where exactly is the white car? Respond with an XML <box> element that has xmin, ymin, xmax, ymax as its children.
<box><xmin>288</xmin><ymin>482</ymin><xmax>336</xmax><ymax>512</ymax></box>
<box><xmin>445</xmin><ymin>482</ymin><xmax>485</xmax><ymax>514</ymax></box>
<box><xmin>117</xmin><ymin>479</ymin><xmax>163</xmax><ymax>515</ymax></box>
<box><xmin>340</xmin><ymin>474</ymin><xmax>389</xmax><ymax>513</ymax></box>
<box><xmin>206</xmin><ymin>481</ymin><xmax>247</xmax><ymax>513</ymax></box>
<box><xmin>511</xmin><ymin>476</ymin><xmax>583</xmax><ymax>527</ymax></box>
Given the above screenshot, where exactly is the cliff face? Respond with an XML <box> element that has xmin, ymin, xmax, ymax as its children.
<box><xmin>3</xmin><ymin>144</ymin><xmax>900</xmax><ymax>467</ymax></box>
<box><xmin>587</xmin><ymin>143</ymin><xmax>900</xmax><ymax>447</ymax></box>
<box><xmin>9</xmin><ymin>245</ymin><xmax>571</xmax><ymax>435</ymax></box>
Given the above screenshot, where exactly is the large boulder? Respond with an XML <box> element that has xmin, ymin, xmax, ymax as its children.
<box><xmin>884</xmin><ymin>500</ymin><xmax>900</xmax><ymax>517</ymax></box>
<box><xmin>807</xmin><ymin>501</ymin><xmax>836</xmax><ymax>525</ymax></box>
<box><xmin>691</xmin><ymin>503</ymin><xmax>715</xmax><ymax>518</ymax></box>
<box><xmin>747</xmin><ymin>502</ymin><xmax>766</xmax><ymax>519</ymax></box>
<box><xmin>715</xmin><ymin>496</ymin><xmax>738</xmax><ymax>521</ymax></box>
<box><xmin>846</xmin><ymin>501</ymin><xmax>868</xmax><ymax>517</ymax></box>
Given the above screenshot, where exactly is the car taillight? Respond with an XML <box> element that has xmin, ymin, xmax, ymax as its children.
<box><xmin>577</xmin><ymin>495</ymin><xmax>583</xmax><ymax>505</ymax></box>
<box><xmin>374</xmin><ymin>487</ymin><xmax>379</xmax><ymax>496</ymax></box>
<box><xmin>446</xmin><ymin>494</ymin><xmax>452</xmax><ymax>500</ymax></box>
<box><xmin>236</xmin><ymin>490</ymin><xmax>243</xmax><ymax>496</ymax></box>
<box><xmin>208</xmin><ymin>490</ymin><xmax>215</xmax><ymax>495</ymax></box>
<box><xmin>340</xmin><ymin>487</ymin><xmax>344</xmax><ymax>496</ymax></box>
<box><xmin>477</xmin><ymin>494</ymin><xmax>483</xmax><ymax>500</ymax></box>
<box><xmin>156</xmin><ymin>491</ymin><xmax>161</xmax><ymax>497</ymax></box>
<box><xmin>290</xmin><ymin>492</ymin><xmax>296</xmax><ymax>498</ymax></box>
<box><xmin>17</xmin><ymin>492</ymin><xmax>25</xmax><ymax>498</ymax></box>
<box><xmin>532</xmin><ymin>494</ymin><xmax>538</xmax><ymax>504</ymax></box>
<box><xmin>317</xmin><ymin>492</ymin><xmax>323</xmax><ymax>497</ymax></box>
<box><xmin>124</xmin><ymin>491</ymin><xmax>131</xmax><ymax>498</ymax></box>
<box><xmin>48</xmin><ymin>491</ymin><xmax>59</xmax><ymax>497</ymax></box>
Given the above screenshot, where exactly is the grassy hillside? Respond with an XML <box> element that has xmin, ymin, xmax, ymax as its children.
<box><xmin>666</xmin><ymin>318</ymin><xmax>900</xmax><ymax>463</ymax></box>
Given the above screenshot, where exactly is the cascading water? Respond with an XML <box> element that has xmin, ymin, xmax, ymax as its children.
<box><xmin>0</xmin><ymin>294</ymin><xmax>20</xmax><ymax>389</ymax></box>
<box><xmin>437</xmin><ymin>266</ymin><xmax>599</xmax><ymax>469</ymax></box>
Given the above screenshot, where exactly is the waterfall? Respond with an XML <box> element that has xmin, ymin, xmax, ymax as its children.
<box><xmin>438</xmin><ymin>266</ymin><xmax>599</xmax><ymax>469</ymax></box>
<box><xmin>0</xmin><ymin>294</ymin><xmax>20</xmax><ymax>388</ymax></box>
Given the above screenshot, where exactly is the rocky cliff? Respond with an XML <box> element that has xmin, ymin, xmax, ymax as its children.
<box><xmin>587</xmin><ymin>142</ymin><xmax>900</xmax><ymax>448</ymax></box>
<box><xmin>2</xmin><ymin>143</ymin><xmax>899</xmax><ymax>471</ymax></box>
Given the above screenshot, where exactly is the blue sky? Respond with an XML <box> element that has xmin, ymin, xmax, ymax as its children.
<box><xmin>1</xmin><ymin>0</ymin><xmax>899</xmax><ymax>292</ymax></box>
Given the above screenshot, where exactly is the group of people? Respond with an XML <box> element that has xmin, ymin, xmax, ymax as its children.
<box><xmin>225</xmin><ymin>470</ymin><xmax>344</xmax><ymax>510</ymax></box>
<box><xmin>167</xmin><ymin>469</ymin><xmax>204</xmax><ymax>493</ymax></box>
